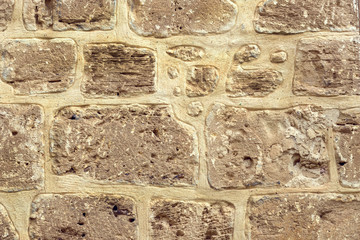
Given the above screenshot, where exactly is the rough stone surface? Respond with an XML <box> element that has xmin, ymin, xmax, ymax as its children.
<box><xmin>247</xmin><ymin>194</ymin><xmax>360</xmax><ymax>240</ymax></box>
<box><xmin>206</xmin><ymin>104</ymin><xmax>336</xmax><ymax>189</ymax></box>
<box><xmin>23</xmin><ymin>0</ymin><xmax>116</xmax><ymax>31</ymax></box>
<box><xmin>0</xmin><ymin>39</ymin><xmax>76</xmax><ymax>95</ymax></box>
<box><xmin>187</xmin><ymin>101</ymin><xmax>203</xmax><ymax>117</ymax></box>
<box><xmin>294</xmin><ymin>36</ymin><xmax>360</xmax><ymax>96</ymax></box>
<box><xmin>186</xmin><ymin>66</ymin><xmax>219</xmax><ymax>97</ymax></box>
<box><xmin>0</xmin><ymin>0</ymin><xmax>14</xmax><ymax>31</ymax></box>
<box><xmin>0</xmin><ymin>204</ymin><xmax>18</xmax><ymax>240</ymax></box>
<box><xmin>226</xmin><ymin>69</ymin><xmax>283</xmax><ymax>97</ymax></box>
<box><xmin>167</xmin><ymin>67</ymin><xmax>179</xmax><ymax>79</ymax></box>
<box><xmin>128</xmin><ymin>0</ymin><xmax>238</xmax><ymax>38</ymax></box>
<box><xmin>50</xmin><ymin>105</ymin><xmax>198</xmax><ymax>186</ymax></box>
<box><xmin>82</xmin><ymin>43</ymin><xmax>156</xmax><ymax>97</ymax></box>
<box><xmin>270</xmin><ymin>51</ymin><xmax>287</xmax><ymax>63</ymax></box>
<box><xmin>0</xmin><ymin>104</ymin><xmax>44</xmax><ymax>192</ymax></box>
<box><xmin>150</xmin><ymin>199</ymin><xmax>235</xmax><ymax>240</ymax></box>
<box><xmin>29</xmin><ymin>194</ymin><xmax>137</xmax><ymax>240</ymax></box>
<box><xmin>234</xmin><ymin>45</ymin><xmax>261</xmax><ymax>64</ymax></box>
<box><xmin>254</xmin><ymin>0</ymin><xmax>359</xmax><ymax>34</ymax></box>
<box><xmin>173</xmin><ymin>86</ymin><xmax>181</xmax><ymax>96</ymax></box>
<box><xmin>166</xmin><ymin>46</ymin><xmax>205</xmax><ymax>62</ymax></box>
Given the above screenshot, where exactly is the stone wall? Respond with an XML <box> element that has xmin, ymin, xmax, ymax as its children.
<box><xmin>0</xmin><ymin>0</ymin><xmax>359</xmax><ymax>239</ymax></box>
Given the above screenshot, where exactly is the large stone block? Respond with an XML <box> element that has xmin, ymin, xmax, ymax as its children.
<box><xmin>29</xmin><ymin>194</ymin><xmax>137</xmax><ymax>239</ymax></box>
<box><xmin>0</xmin><ymin>39</ymin><xmax>76</xmax><ymax>95</ymax></box>
<box><xmin>0</xmin><ymin>0</ymin><xmax>14</xmax><ymax>31</ymax></box>
<box><xmin>128</xmin><ymin>0</ymin><xmax>238</xmax><ymax>38</ymax></box>
<box><xmin>0</xmin><ymin>203</ymin><xmax>18</xmax><ymax>240</ymax></box>
<box><xmin>0</xmin><ymin>104</ymin><xmax>44</xmax><ymax>192</ymax></box>
<box><xmin>150</xmin><ymin>199</ymin><xmax>235</xmax><ymax>240</ymax></box>
<box><xmin>50</xmin><ymin>105</ymin><xmax>198</xmax><ymax>186</ymax></box>
<box><xmin>82</xmin><ymin>43</ymin><xmax>156</xmax><ymax>97</ymax></box>
<box><xmin>206</xmin><ymin>104</ymin><xmax>337</xmax><ymax>189</ymax></box>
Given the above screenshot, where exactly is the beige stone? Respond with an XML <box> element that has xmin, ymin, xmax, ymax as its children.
<box><xmin>0</xmin><ymin>0</ymin><xmax>14</xmax><ymax>31</ymax></box>
<box><xmin>247</xmin><ymin>194</ymin><xmax>360</xmax><ymax>240</ymax></box>
<box><xmin>0</xmin><ymin>104</ymin><xmax>44</xmax><ymax>192</ymax></box>
<box><xmin>29</xmin><ymin>194</ymin><xmax>137</xmax><ymax>240</ymax></box>
<box><xmin>186</xmin><ymin>66</ymin><xmax>219</xmax><ymax>97</ymax></box>
<box><xmin>150</xmin><ymin>199</ymin><xmax>235</xmax><ymax>240</ymax></box>
<box><xmin>166</xmin><ymin>46</ymin><xmax>205</xmax><ymax>62</ymax></box>
<box><xmin>167</xmin><ymin>67</ymin><xmax>179</xmax><ymax>79</ymax></box>
<box><xmin>0</xmin><ymin>39</ymin><xmax>76</xmax><ymax>95</ymax></box>
<box><xmin>187</xmin><ymin>101</ymin><xmax>203</xmax><ymax>117</ymax></box>
<box><xmin>294</xmin><ymin>36</ymin><xmax>360</xmax><ymax>96</ymax></box>
<box><xmin>270</xmin><ymin>51</ymin><xmax>287</xmax><ymax>63</ymax></box>
<box><xmin>50</xmin><ymin>105</ymin><xmax>198</xmax><ymax>186</ymax></box>
<box><xmin>206</xmin><ymin>104</ymin><xmax>336</xmax><ymax>189</ymax></box>
<box><xmin>173</xmin><ymin>86</ymin><xmax>181</xmax><ymax>96</ymax></box>
<box><xmin>82</xmin><ymin>43</ymin><xmax>156</xmax><ymax>97</ymax></box>
<box><xmin>23</xmin><ymin>0</ymin><xmax>116</xmax><ymax>31</ymax></box>
<box><xmin>234</xmin><ymin>45</ymin><xmax>261</xmax><ymax>64</ymax></box>
<box><xmin>128</xmin><ymin>0</ymin><xmax>238</xmax><ymax>37</ymax></box>
<box><xmin>254</xmin><ymin>0</ymin><xmax>359</xmax><ymax>34</ymax></box>
<box><xmin>0</xmin><ymin>203</ymin><xmax>18</xmax><ymax>240</ymax></box>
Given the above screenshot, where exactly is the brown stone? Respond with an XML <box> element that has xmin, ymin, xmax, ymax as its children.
<box><xmin>234</xmin><ymin>45</ymin><xmax>261</xmax><ymax>64</ymax></box>
<box><xmin>254</xmin><ymin>0</ymin><xmax>358</xmax><ymax>34</ymax></box>
<box><xmin>150</xmin><ymin>199</ymin><xmax>235</xmax><ymax>240</ymax></box>
<box><xmin>270</xmin><ymin>51</ymin><xmax>287</xmax><ymax>63</ymax></box>
<box><xmin>50</xmin><ymin>105</ymin><xmax>198</xmax><ymax>186</ymax></box>
<box><xmin>293</xmin><ymin>36</ymin><xmax>360</xmax><ymax>96</ymax></box>
<box><xmin>186</xmin><ymin>66</ymin><xmax>219</xmax><ymax>97</ymax></box>
<box><xmin>0</xmin><ymin>0</ymin><xmax>14</xmax><ymax>31</ymax></box>
<box><xmin>82</xmin><ymin>43</ymin><xmax>156</xmax><ymax>97</ymax></box>
<box><xmin>0</xmin><ymin>39</ymin><xmax>76</xmax><ymax>95</ymax></box>
<box><xmin>128</xmin><ymin>0</ymin><xmax>238</xmax><ymax>38</ymax></box>
<box><xmin>29</xmin><ymin>194</ymin><xmax>137</xmax><ymax>240</ymax></box>
<box><xmin>23</xmin><ymin>0</ymin><xmax>116</xmax><ymax>31</ymax></box>
<box><xmin>247</xmin><ymin>194</ymin><xmax>360</xmax><ymax>240</ymax></box>
<box><xmin>0</xmin><ymin>204</ymin><xmax>18</xmax><ymax>240</ymax></box>
<box><xmin>226</xmin><ymin>69</ymin><xmax>283</xmax><ymax>97</ymax></box>
<box><xmin>0</xmin><ymin>104</ymin><xmax>44</xmax><ymax>192</ymax></box>
<box><xmin>166</xmin><ymin>46</ymin><xmax>205</xmax><ymax>62</ymax></box>
<box><xmin>205</xmin><ymin>104</ymin><xmax>336</xmax><ymax>189</ymax></box>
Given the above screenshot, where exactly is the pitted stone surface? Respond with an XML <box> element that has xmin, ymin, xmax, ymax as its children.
<box><xmin>234</xmin><ymin>45</ymin><xmax>261</xmax><ymax>64</ymax></box>
<box><xmin>82</xmin><ymin>43</ymin><xmax>156</xmax><ymax>97</ymax></box>
<box><xmin>150</xmin><ymin>199</ymin><xmax>235</xmax><ymax>240</ymax></box>
<box><xmin>186</xmin><ymin>66</ymin><xmax>219</xmax><ymax>97</ymax></box>
<box><xmin>128</xmin><ymin>0</ymin><xmax>238</xmax><ymax>38</ymax></box>
<box><xmin>23</xmin><ymin>0</ymin><xmax>116</xmax><ymax>31</ymax></box>
<box><xmin>206</xmin><ymin>104</ymin><xmax>336</xmax><ymax>189</ymax></box>
<box><xmin>29</xmin><ymin>194</ymin><xmax>137</xmax><ymax>240</ymax></box>
<box><xmin>294</xmin><ymin>36</ymin><xmax>360</xmax><ymax>96</ymax></box>
<box><xmin>0</xmin><ymin>0</ymin><xmax>14</xmax><ymax>31</ymax></box>
<box><xmin>0</xmin><ymin>204</ymin><xmax>18</xmax><ymax>240</ymax></box>
<box><xmin>0</xmin><ymin>39</ymin><xmax>76</xmax><ymax>95</ymax></box>
<box><xmin>50</xmin><ymin>105</ymin><xmax>198</xmax><ymax>186</ymax></box>
<box><xmin>254</xmin><ymin>0</ymin><xmax>359</xmax><ymax>34</ymax></box>
<box><xmin>247</xmin><ymin>194</ymin><xmax>360</xmax><ymax>240</ymax></box>
<box><xmin>166</xmin><ymin>46</ymin><xmax>205</xmax><ymax>62</ymax></box>
<box><xmin>0</xmin><ymin>105</ymin><xmax>44</xmax><ymax>192</ymax></box>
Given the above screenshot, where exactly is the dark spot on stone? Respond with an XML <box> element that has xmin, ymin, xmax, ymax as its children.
<box><xmin>129</xmin><ymin>218</ymin><xmax>136</xmax><ymax>222</ymax></box>
<box><xmin>11</xmin><ymin>131</ymin><xmax>18</xmax><ymax>136</ymax></box>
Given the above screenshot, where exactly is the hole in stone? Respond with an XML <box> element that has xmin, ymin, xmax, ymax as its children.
<box><xmin>129</xmin><ymin>218</ymin><xmax>135</xmax><ymax>222</ymax></box>
<box><xmin>113</xmin><ymin>205</ymin><xmax>118</xmax><ymax>211</ymax></box>
<box><xmin>339</xmin><ymin>161</ymin><xmax>347</xmax><ymax>166</ymax></box>
<box><xmin>81</xmin><ymin>233</ymin><xmax>86</xmax><ymax>238</ymax></box>
<box><xmin>11</xmin><ymin>131</ymin><xmax>18</xmax><ymax>136</ymax></box>
<box><xmin>176</xmin><ymin>230</ymin><xmax>185</xmax><ymax>236</ymax></box>
<box><xmin>292</xmin><ymin>154</ymin><xmax>301</xmax><ymax>166</ymax></box>
<box><xmin>243</xmin><ymin>156</ymin><xmax>253</xmax><ymax>168</ymax></box>
<box><xmin>82</xmin><ymin>213</ymin><xmax>86</xmax><ymax>217</ymax></box>
<box><xmin>70</xmin><ymin>114</ymin><xmax>79</xmax><ymax>120</ymax></box>
<box><xmin>77</xmin><ymin>222</ymin><xmax>84</xmax><ymax>226</ymax></box>
<box><xmin>151</xmin><ymin>153</ymin><xmax>156</xmax><ymax>158</ymax></box>
<box><xmin>152</xmin><ymin>129</ymin><xmax>159</xmax><ymax>137</ymax></box>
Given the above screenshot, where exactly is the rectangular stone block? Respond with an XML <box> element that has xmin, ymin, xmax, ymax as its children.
<box><xmin>206</xmin><ymin>104</ymin><xmax>336</xmax><ymax>189</ymax></box>
<box><xmin>0</xmin><ymin>39</ymin><xmax>76</xmax><ymax>95</ymax></box>
<box><xmin>254</xmin><ymin>0</ymin><xmax>358</xmax><ymax>34</ymax></box>
<box><xmin>247</xmin><ymin>194</ymin><xmax>360</xmax><ymax>239</ymax></box>
<box><xmin>23</xmin><ymin>0</ymin><xmax>116</xmax><ymax>31</ymax></box>
<box><xmin>29</xmin><ymin>194</ymin><xmax>137</xmax><ymax>239</ymax></box>
<box><xmin>0</xmin><ymin>104</ymin><xmax>44</xmax><ymax>192</ymax></box>
<box><xmin>82</xmin><ymin>43</ymin><xmax>156</xmax><ymax>97</ymax></box>
<box><xmin>0</xmin><ymin>203</ymin><xmax>18</xmax><ymax>240</ymax></box>
<box><xmin>50</xmin><ymin>105</ymin><xmax>198</xmax><ymax>186</ymax></box>
<box><xmin>0</xmin><ymin>0</ymin><xmax>14</xmax><ymax>31</ymax></box>
<box><xmin>150</xmin><ymin>199</ymin><xmax>235</xmax><ymax>239</ymax></box>
<box><xmin>293</xmin><ymin>36</ymin><xmax>360</xmax><ymax>96</ymax></box>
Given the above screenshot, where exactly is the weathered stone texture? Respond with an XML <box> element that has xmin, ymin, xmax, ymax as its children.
<box><xmin>294</xmin><ymin>36</ymin><xmax>360</xmax><ymax>96</ymax></box>
<box><xmin>0</xmin><ymin>204</ymin><xmax>18</xmax><ymax>240</ymax></box>
<box><xmin>234</xmin><ymin>45</ymin><xmax>261</xmax><ymax>64</ymax></box>
<box><xmin>150</xmin><ymin>199</ymin><xmax>235</xmax><ymax>240</ymax></box>
<box><xmin>186</xmin><ymin>66</ymin><xmax>219</xmax><ymax>97</ymax></box>
<box><xmin>0</xmin><ymin>0</ymin><xmax>14</xmax><ymax>31</ymax></box>
<box><xmin>50</xmin><ymin>105</ymin><xmax>198</xmax><ymax>186</ymax></box>
<box><xmin>270</xmin><ymin>51</ymin><xmax>287</xmax><ymax>63</ymax></box>
<box><xmin>128</xmin><ymin>0</ymin><xmax>238</xmax><ymax>37</ymax></box>
<box><xmin>166</xmin><ymin>46</ymin><xmax>205</xmax><ymax>62</ymax></box>
<box><xmin>254</xmin><ymin>0</ymin><xmax>359</xmax><ymax>34</ymax></box>
<box><xmin>23</xmin><ymin>0</ymin><xmax>116</xmax><ymax>31</ymax></box>
<box><xmin>82</xmin><ymin>43</ymin><xmax>156</xmax><ymax>97</ymax></box>
<box><xmin>0</xmin><ymin>104</ymin><xmax>44</xmax><ymax>192</ymax></box>
<box><xmin>29</xmin><ymin>194</ymin><xmax>137</xmax><ymax>240</ymax></box>
<box><xmin>0</xmin><ymin>39</ymin><xmax>76</xmax><ymax>95</ymax></box>
<box><xmin>206</xmin><ymin>104</ymin><xmax>336</xmax><ymax>189</ymax></box>
<box><xmin>247</xmin><ymin>194</ymin><xmax>360</xmax><ymax>240</ymax></box>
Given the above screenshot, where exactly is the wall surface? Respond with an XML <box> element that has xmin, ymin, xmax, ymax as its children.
<box><xmin>0</xmin><ymin>0</ymin><xmax>360</xmax><ymax>239</ymax></box>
